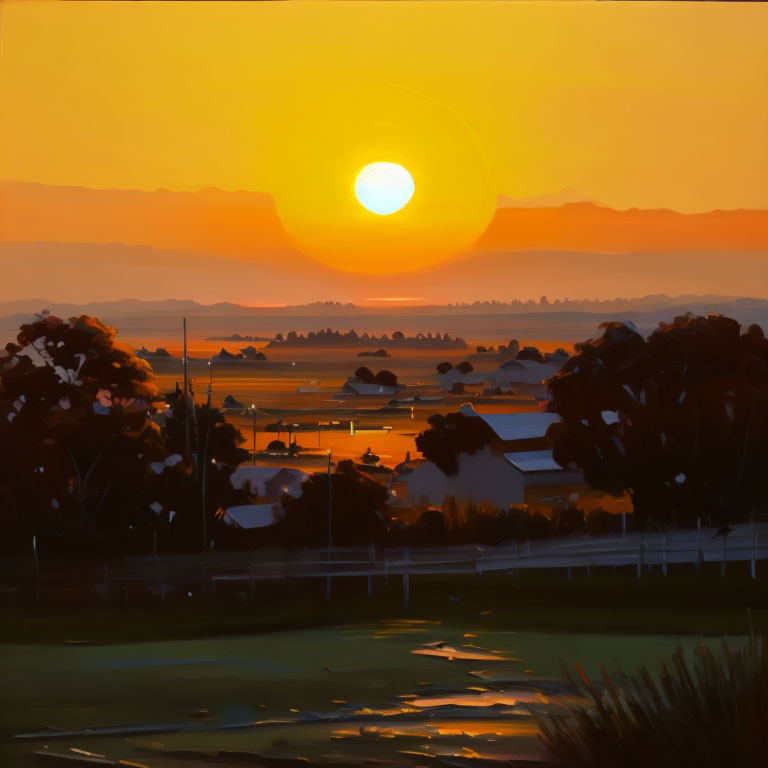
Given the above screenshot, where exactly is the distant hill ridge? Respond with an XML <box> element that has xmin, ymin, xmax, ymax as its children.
<box><xmin>2</xmin><ymin>181</ymin><xmax>766</xmax><ymax>260</ymax></box>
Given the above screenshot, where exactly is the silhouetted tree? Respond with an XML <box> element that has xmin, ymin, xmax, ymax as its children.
<box><xmin>373</xmin><ymin>369</ymin><xmax>398</xmax><ymax>387</ymax></box>
<box><xmin>0</xmin><ymin>315</ymin><xmax>162</xmax><ymax>552</ymax></box>
<box><xmin>354</xmin><ymin>366</ymin><xmax>375</xmax><ymax>383</ymax></box>
<box><xmin>278</xmin><ymin>459</ymin><xmax>390</xmax><ymax>546</ymax></box>
<box><xmin>436</xmin><ymin>362</ymin><xmax>453</xmax><ymax>374</ymax></box>
<box><xmin>416</xmin><ymin>412</ymin><xmax>496</xmax><ymax>476</ymax></box>
<box><xmin>517</xmin><ymin>346</ymin><xmax>546</xmax><ymax>363</ymax></box>
<box><xmin>456</xmin><ymin>361</ymin><xmax>474</xmax><ymax>374</ymax></box>
<box><xmin>409</xmin><ymin>508</ymin><xmax>449</xmax><ymax>545</ymax></box>
<box><xmin>392</xmin><ymin>331</ymin><xmax>405</xmax><ymax>340</ymax></box>
<box><xmin>546</xmin><ymin>314</ymin><xmax>768</xmax><ymax>527</ymax></box>
<box><xmin>0</xmin><ymin>314</ymin><xmax>247</xmax><ymax>554</ymax></box>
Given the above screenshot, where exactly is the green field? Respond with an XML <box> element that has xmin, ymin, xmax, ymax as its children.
<box><xmin>2</xmin><ymin>565</ymin><xmax>764</xmax><ymax>645</ymax></box>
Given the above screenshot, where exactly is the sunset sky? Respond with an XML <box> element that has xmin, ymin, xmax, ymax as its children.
<box><xmin>1</xmin><ymin>1</ymin><xmax>766</xmax><ymax>297</ymax></box>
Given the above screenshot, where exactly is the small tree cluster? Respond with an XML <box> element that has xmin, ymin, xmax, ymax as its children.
<box><xmin>354</xmin><ymin>367</ymin><xmax>399</xmax><ymax>387</ymax></box>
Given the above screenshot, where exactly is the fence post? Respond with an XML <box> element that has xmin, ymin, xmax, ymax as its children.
<box><xmin>751</xmin><ymin>530</ymin><xmax>758</xmax><ymax>581</ymax></box>
<box><xmin>31</xmin><ymin>535</ymin><xmax>39</xmax><ymax>606</ymax></box>
<box><xmin>721</xmin><ymin>535</ymin><xmax>727</xmax><ymax>579</ymax></box>
<box><xmin>695</xmin><ymin>519</ymin><xmax>702</xmax><ymax>574</ymax></box>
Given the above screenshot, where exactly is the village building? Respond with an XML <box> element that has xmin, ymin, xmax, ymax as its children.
<box><xmin>402</xmin><ymin>404</ymin><xmax>622</xmax><ymax>513</ymax></box>
<box><xmin>486</xmin><ymin>356</ymin><xmax>565</xmax><ymax>387</ymax></box>
<box><xmin>341</xmin><ymin>380</ymin><xmax>404</xmax><ymax>396</ymax></box>
<box><xmin>219</xmin><ymin>503</ymin><xmax>281</xmax><ymax>530</ymax></box>
<box><xmin>229</xmin><ymin>465</ymin><xmax>307</xmax><ymax>501</ymax></box>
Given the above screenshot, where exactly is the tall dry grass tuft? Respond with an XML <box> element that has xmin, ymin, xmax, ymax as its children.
<box><xmin>536</xmin><ymin>637</ymin><xmax>767</xmax><ymax>768</ymax></box>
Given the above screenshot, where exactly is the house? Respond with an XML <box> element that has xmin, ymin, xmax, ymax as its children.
<box><xmin>341</xmin><ymin>381</ymin><xmax>404</xmax><ymax>396</ymax></box>
<box><xmin>229</xmin><ymin>465</ymin><xmax>308</xmax><ymax>501</ymax></box>
<box><xmin>219</xmin><ymin>503</ymin><xmax>281</xmax><ymax>530</ymax></box>
<box><xmin>403</xmin><ymin>404</ymin><xmax>584</xmax><ymax>510</ymax></box>
<box><xmin>486</xmin><ymin>357</ymin><xmax>564</xmax><ymax>387</ymax></box>
<box><xmin>435</xmin><ymin>368</ymin><xmax>486</xmax><ymax>390</ymax></box>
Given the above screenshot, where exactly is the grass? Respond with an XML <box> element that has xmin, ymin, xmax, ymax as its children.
<box><xmin>1</xmin><ymin>563</ymin><xmax>765</xmax><ymax>644</ymax></box>
<box><xmin>535</xmin><ymin>637</ymin><xmax>768</xmax><ymax>767</ymax></box>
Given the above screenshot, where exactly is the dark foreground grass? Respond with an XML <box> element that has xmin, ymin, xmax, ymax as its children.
<box><xmin>536</xmin><ymin>637</ymin><xmax>768</xmax><ymax>767</ymax></box>
<box><xmin>1</xmin><ymin>564</ymin><xmax>765</xmax><ymax>644</ymax></box>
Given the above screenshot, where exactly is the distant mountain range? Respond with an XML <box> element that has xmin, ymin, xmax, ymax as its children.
<box><xmin>1</xmin><ymin>181</ymin><xmax>766</xmax><ymax>306</ymax></box>
<box><xmin>3</xmin><ymin>180</ymin><xmax>766</xmax><ymax>260</ymax></box>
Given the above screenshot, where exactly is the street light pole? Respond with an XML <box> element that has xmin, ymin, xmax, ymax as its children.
<box><xmin>250</xmin><ymin>404</ymin><xmax>257</xmax><ymax>465</ymax></box>
<box><xmin>326</xmin><ymin>448</ymin><xmax>332</xmax><ymax>601</ymax></box>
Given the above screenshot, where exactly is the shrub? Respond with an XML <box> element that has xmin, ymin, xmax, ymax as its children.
<box><xmin>436</xmin><ymin>361</ymin><xmax>453</xmax><ymax>374</ymax></box>
<box><xmin>456</xmin><ymin>361</ymin><xmax>474</xmax><ymax>374</ymax></box>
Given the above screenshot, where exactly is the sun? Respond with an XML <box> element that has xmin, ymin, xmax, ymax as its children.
<box><xmin>270</xmin><ymin>85</ymin><xmax>496</xmax><ymax>274</ymax></box>
<box><xmin>355</xmin><ymin>162</ymin><xmax>415</xmax><ymax>216</ymax></box>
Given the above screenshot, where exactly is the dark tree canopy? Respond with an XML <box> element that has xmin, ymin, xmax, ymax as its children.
<box><xmin>516</xmin><ymin>346</ymin><xmax>546</xmax><ymax>364</ymax></box>
<box><xmin>278</xmin><ymin>459</ymin><xmax>390</xmax><ymax>546</ymax></box>
<box><xmin>415</xmin><ymin>411</ymin><xmax>496</xmax><ymax>476</ymax></box>
<box><xmin>0</xmin><ymin>314</ymin><xmax>247</xmax><ymax>554</ymax></box>
<box><xmin>456</xmin><ymin>361</ymin><xmax>474</xmax><ymax>374</ymax></box>
<box><xmin>436</xmin><ymin>362</ymin><xmax>453</xmax><ymax>374</ymax></box>
<box><xmin>546</xmin><ymin>314</ymin><xmax>768</xmax><ymax>527</ymax></box>
<box><xmin>373</xmin><ymin>369</ymin><xmax>398</xmax><ymax>387</ymax></box>
<box><xmin>354</xmin><ymin>366</ymin><xmax>375</xmax><ymax>383</ymax></box>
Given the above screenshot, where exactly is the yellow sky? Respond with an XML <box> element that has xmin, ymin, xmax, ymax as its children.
<box><xmin>1</xmin><ymin>1</ymin><xmax>767</xmax><ymax>267</ymax></box>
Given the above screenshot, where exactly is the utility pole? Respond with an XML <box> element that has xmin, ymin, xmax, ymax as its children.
<box><xmin>200</xmin><ymin>361</ymin><xmax>213</xmax><ymax>549</ymax></box>
<box><xmin>326</xmin><ymin>448</ymin><xmax>333</xmax><ymax>601</ymax></box>
<box><xmin>183</xmin><ymin>318</ymin><xmax>191</xmax><ymax>462</ymax></box>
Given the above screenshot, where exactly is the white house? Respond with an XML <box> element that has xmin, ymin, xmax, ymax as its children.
<box><xmin>403</xmin><ymin>405</ymin><xmax>583</xmax><ymax>510</ymax></box>
<box><xmin>486</xmin><ymin>357</ymin><xmax>564</xmax><ymax>387</ymax></box>
<box><xmin>229</xmin><ymin>465</ymin><xmax>308</xmax><ymax>501</ymax></box>
<box><xmin>435</xmin><ymin>368</ymin><xmax>486</xmax><ymax>390</ymax></box>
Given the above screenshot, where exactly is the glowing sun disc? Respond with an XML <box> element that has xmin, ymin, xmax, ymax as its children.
<box><xmin>355</xmin><ymin>162</ymin><xmax>415</xmax><ymax>215</ymax></box>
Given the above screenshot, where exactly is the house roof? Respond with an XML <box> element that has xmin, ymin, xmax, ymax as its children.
<box><xmin>504</xmin><ymin>450</ymin><xmax>564</xmax><ymax>473</ymax></box>
<box><xmin>230</xmin><ymin>465</ymin><xmax>308</xmax><ymax>495</ymax></box>
<box><xmin>344</xmin><ymin>381</ymin><xmax>402</xmax><ymax>396</ymax></box>
<box><xmin>222</xmin><ymin>504</ymin><xmax>279</xmax><ymax>529</ymax></box>
<box><xmin>459</xmin><ymin>404</ymin><xmax>560</xmax><ymax>441</ymax></box>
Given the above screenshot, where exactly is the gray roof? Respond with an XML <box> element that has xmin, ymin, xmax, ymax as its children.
<box><xmin>223</xmin><ymin>504</ymin><xmax>279</xmax><ymax>529</ymax></box>
<box><xmin>476</xmin><ymin>410</ymin><xmax>560</xmax><ymax>441</ymax></box>
<box><xmin>504</xmin><ymin>450</ymin><xmax>563</xmax><ymax>473</ymax></box>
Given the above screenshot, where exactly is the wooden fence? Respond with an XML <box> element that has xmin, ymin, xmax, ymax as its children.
<box><xmin>1</xmin><ymin>523</ymin><xmax>765</xmax><ymax>609</ymax></box>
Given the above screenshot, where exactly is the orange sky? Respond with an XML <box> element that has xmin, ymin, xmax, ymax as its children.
<box><xmin>0</xmin><ymin>1</ymin><xmax>766</xmax><ymax>287</ymax></box>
